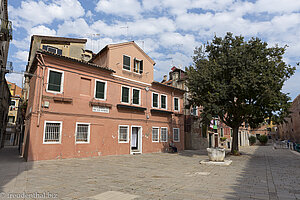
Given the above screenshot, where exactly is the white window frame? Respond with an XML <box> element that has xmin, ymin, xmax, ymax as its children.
<box><xmin>10</xmin><ymin>100</ymin><xmax>16</xmax><ymax>107</ymax></box>
<box><xmin>123</xmin><ymin>54</ymin><xmax>131</xmax><ymax>71</ymax></box>
<box><xmin>43</xmin><ymin>121</ymin><xmax>62</xmax><ymax>144</ymax></box>
<box><xmin>173</xmin><ymin>97</ymin><xmax>180</xmax><ymax>112</ymax></box>
<box><xmin>160</xmin><ymin>127</ymin><xmax>168</xmax><ymax>142</ymax></box>
<box><xmin>75</xmin><ymin>122</ymin><xmax>90</xmax><ymax>144</ymax></box>
<box><xmin>132</xmin><ymin>87</ymin><xmax>141</xmax><ymax>105</ymax></box>
<box><xmin>160</xmin><ymin>94</ymin><xmax>167</xmax><ymax>110</ymax></box>
<box><xmin>173</xmin><ymin>128</ymin><xmax>180</xmax><ymax>142</ymax></box>
<box><xmin>46</xmin><ymin>68</ymin><xmax>64</xmax><ymax>94</ymax></box>
<box><xmin>94</xmin><ymin>79</ymin><xmax>107</xmax><ymax>101</ymax></box>
<box><xmin>121</xmin><ymin>85</ymin><xmax>131</xmax><ymax>104</ymax></box>
<box><xmin>118</xmin><ymin>125</ymin><xmax>129</xmax><ymax>143</ymax></box>
<box><xmin>152</xmin><ymin>127</ymin><xmax>160</xmax><ymax>142</ymax></box>
<box><xmin>152</xmin><ymin>92</ymin><xmax>159</xmax><ymax>108</ymax></box>
<box><xmin>133</xmin><ymin>58</ymin><xmax>143</xmax><ymax>74</ymax></box>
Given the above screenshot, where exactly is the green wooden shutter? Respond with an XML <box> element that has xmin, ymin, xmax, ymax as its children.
<box><xmin>95</xmin><ymin>81</ymin><xmax>105</xmax><ymax>99</ymax></box>
<box><xmin>133</xmin><ymin>89</ymin><xmax>140</xmax><ymax>105</ymax></box>
<box><xmin>139</xmin><ymin>60</ymin><xmax>143</xmax><ymax>74</ymax></box>
<box><xmin>161</xmin><ymin>95</ymin><xmax>166</xmax><ymax>108</ymax></box>
<box><xmin>122</xmin><ymin>87</ymin><xmax>129</xmax><ymax>103</ymax></box>
<box><xmin>48</xmin><ymin>70</ymin><xmax>62</xmax><ymax>92</ymax></box>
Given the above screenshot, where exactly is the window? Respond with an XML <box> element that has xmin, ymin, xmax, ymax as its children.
<box><xmin>161</xmin><ymin>127</ymin><xmax>168</xmax><ymax>142</ymax></box>
<box><xmin>161</xmin><ymin>95</ymin><xmax>167</xmax><ymax>109</ymax></box>
<box><xmin>8</xmin><ymin>116</ymin><xmax>15</xmax><ymax>123</ymax></box>
<box><xmin>47</xmin><ymin>69</ymin><xmax>64</xmax><ymax>93</ymax></box>
<box><xmin>191</xmin><ymin>106</ymin><xmax>198</xmax><ymax>116</ymax></box>
<box><xmin>132</xmin><ymin>88</ymin><xmax>141</xmax><ymax>105</ymax></box>
<box><xmin>95</xmin><ymin>80</ymin><xmax>107</xmax><ymax>100</ymax></box>
<box><xmin>133</xmin><ymin>58</ymin><xmax>143</xmax><ymax>74</ymax></box>
<box><xmin>43</xmin><ymin>121</ymin><xmax>62</xmax><ymax>143</ymax></box>
<box><xmin>123</xmin><ymin>55</ymin><xmax>130</xmax><ymax>70</ymax></box>
<box><xmin>121</xmin><ymin>86</ymin><xmax>130</xmax><ymax>103</ymax></box>
<box><xmin>173</xmin><ymin>128</ymin><xmax>180</xmax><ymax>142</ymax></box>
<box><xmin>152</xmin><ymin>127</ymin><xmax>159</xmax><ymax>142</ymax></box>
<box><xmin>152</xmin><ymin>93</ymin><xmax>159</xmax><ymax>108</ymax></box>
<box><xmin>75</xmin><ymin>123</ymin><xmax>90</xmax><ymax>143</ymax></box>
<box><xmin>42</xmin><ymin>45</ymin><xmax>62</xmax><ymax>55</ymax></box>
<box><xmin>174</xmin><ymin>97</ymin><xmax>179</xmax><ymax>111</ymax></box>
<box><xmin>10</xmin><ymin>100</ymin><xmax>16</xmax><ymax>107</ymax></box>
<box><xmin>118</xmin><ymin>125</ymin><xmax>129</xmax><ymax>143</ymax></box>
<box><xmin>230</xmin><ymin>129</ymin><xmax>233</xmax><ymax>137</ymax></box>
<box><xmin>220</xmin><ymin>128</ymin><xmax>224</xmax><ymax>137</ymax></box>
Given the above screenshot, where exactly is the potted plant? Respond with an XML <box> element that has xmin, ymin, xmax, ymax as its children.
<box><xmin>249</xmin><ymin>136</ymin><xmax>256</xmax><ymax>146</ymax></box>
<box><xmin>258</xmin><ymin>135</ymin><xmax>268</xmax><ymax>145</ymax></box>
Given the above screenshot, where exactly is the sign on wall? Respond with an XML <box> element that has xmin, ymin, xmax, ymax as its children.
<box><xmin>92</xmin><ymin>106</ymin><xmax>109</xmax><ymax>113</ymax></box>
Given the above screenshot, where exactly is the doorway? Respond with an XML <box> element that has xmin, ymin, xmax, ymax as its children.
<box><xmin>131</xmin><ymin>126</ymin><xmax>142</xmax><ymax>154</ymax></box>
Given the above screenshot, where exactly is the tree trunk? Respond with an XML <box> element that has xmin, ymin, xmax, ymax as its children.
<box><xmin>231</xmin><ymin>126</ymin><xmax>239</xmax><ymax>154</ymax></box>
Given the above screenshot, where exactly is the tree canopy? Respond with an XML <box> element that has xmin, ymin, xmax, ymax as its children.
<box><xmin>186</xmin><ymin>32</ymin><xmax>297</xmax><ymax>152</ymax></box>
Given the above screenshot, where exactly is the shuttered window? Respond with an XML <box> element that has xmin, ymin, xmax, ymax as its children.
<box><xmin>42</xmin><ymin>45</ymin><xmax>62</xmax><ymax>55</ymax></box>
<box><xmin>48</xmin><ymin>69</ymin><xmax>63</xmax><ymax>92</ymax></box>
<box><xmin>123</xmin><ymin>55</ymin><xmax>130</xmax><ymax>70</ymax></box>
<box><xmin>95</xmin><ymin>80</ymin><xmax>106</xmax><ymax>100</ymax></box>
<box><xmin>174</xmin><ymin>97</ymin><xmax>179</xmax><ymax>111</ymax></box>
<box><xmin>121</xmin><ymin>86</ymin><xmax>130</xmax><ymax>103</ymax></box>
<box><xmin>152</xmin><ymin>93</ymin><xmax>159</xmax><ymax>108</ymax></box>
<box><xmin>132</xmin><ymin>88</ymin><xmax>140</xmax><ymax>105</ymax></box>
<box><xmin>134</xmin><ymin>58</ymin><xmax>143</xmax><ymax>74</ymax></box>
<box><xmin>161</xmin><ymin>95</ymin><xmax>167</xmax><ymax>109</ymax></box>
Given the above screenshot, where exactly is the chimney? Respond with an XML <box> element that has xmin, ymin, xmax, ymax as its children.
<box><xmin>161</xmin><ymin>75</ymin><xmax>168</xmax><ymax>83</ymax></box>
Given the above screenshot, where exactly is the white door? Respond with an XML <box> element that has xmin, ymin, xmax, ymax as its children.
<box><xmin>131</xmin><ymin>126</ymin><xmax>142</xmax><ymax>153</ymax></box>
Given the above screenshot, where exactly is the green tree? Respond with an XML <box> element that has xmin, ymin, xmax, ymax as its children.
<box><xmin>186</xmin><ymin>32</ymin><xmax>297</xmax><ymax>153</ymax></box>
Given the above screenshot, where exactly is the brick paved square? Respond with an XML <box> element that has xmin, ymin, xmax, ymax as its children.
<box><xmin>1</xmin><ymin>145</ymin><xmax>300</xmax><ymax>199</ymax></box>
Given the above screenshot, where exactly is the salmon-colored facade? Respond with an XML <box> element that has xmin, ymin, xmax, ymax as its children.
<box><xmin>22</xmin><ymin>41</ymin><xmax>185</xmax><ymax>161</ymax></box>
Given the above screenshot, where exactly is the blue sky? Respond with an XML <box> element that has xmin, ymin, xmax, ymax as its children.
<box><xmin>6</xmin><ymin>0</ymin><xmax>300</xmax><ymax>100</ymax></box>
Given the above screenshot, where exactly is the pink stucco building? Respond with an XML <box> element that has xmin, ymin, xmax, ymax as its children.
<box><xmin>22</xmin><ymin>41</ymin><xmax>185</xmax><ymax>161</ymax></box>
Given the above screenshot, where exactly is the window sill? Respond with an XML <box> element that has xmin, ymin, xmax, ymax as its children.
<box><xmin>117</xmin><ymin>104</ymin><xmax>146</xmax><ymax>111</ymax></box>
<box><xmin>53</xmin><ymin>97</ymin><xmax>73</xmax><ymax>103</ymax></box>
<box><xmin>89</xmin><ymin>101</ymin><xmax>112</xmax><ymax>108</ymax></box>
<box><xmin>150</xmin><ymin>109</ymin><xmax>173</xmax><ymax>114</ymax></box>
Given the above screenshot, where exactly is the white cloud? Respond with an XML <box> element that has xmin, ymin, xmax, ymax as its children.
<box><xmin>282</xmin><ymin>70</ymin><xmax>300</xmax><ymax>101</ymax></box>
<box><xmin>160</xmin><ymin>32</ymin><xmax>196</xmax><ymax>54</ymax></box>
<box><xmin>91</xmin><ymin>17</ymin><xmax>176</xmax><ymax>38</ymax></box>
<box><xmin>5</xmin><ymin>73</ymin><xmax>24</xmax><ymax>88</ymax></box>
<box><xmin>11</xmin><ymin>39</ymin><xmax>31</xmax><ymax>50</ymax></box>
<box><xmin>29</xmin><ymin>25</ymin><xmax>57</xmax><ymax>36</ymax></box>
<box><xmin>9</xmin><ymin>0</ymin><xmax>84</xmax><ymax>29</ymax></box>
<box><xmin>14</xmin><ymin>50</ymin><xmax>29</xmax><ymax>62</ymax></box>
<box><xmin>57</xmin><ymin>18</ymin><xmax>92</xmax><ymax>36</ymax></box>
<box><xmin>95</xmin><ymin>0</ymin><xmax>142</xmax><ymax>18</ymax></box>
<box><xmin>253</xmin><ymin>0</ymin><xmax>300</xmax><ymax>14</ymax></box>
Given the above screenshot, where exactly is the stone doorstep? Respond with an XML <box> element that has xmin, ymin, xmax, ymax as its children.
<box><xmin>199</xmin><ymin>159</ymin><xmax>232</xmax><ymax>166</ymax></box>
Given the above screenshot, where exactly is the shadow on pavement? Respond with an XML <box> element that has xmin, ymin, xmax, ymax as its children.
<box><xmin>224</xmin><ymin>145</ymin><xmax>300</xmax><ymax>200</ymax></box>
<box><xmin>0</xmin><ymin>146</ymin><xmax>33</xmax><ymax>193</ymax></box>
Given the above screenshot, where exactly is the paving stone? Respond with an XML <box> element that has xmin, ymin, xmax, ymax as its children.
<box><xmin>1</xmin><ymin>145</ymin><xmax>300</xmax><ymax>199</ymax></box>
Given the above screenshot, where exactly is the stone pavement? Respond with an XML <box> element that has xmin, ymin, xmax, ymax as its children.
<box><xmin>0</xmin><ymin>145</ymin><xmax>300</xmax><ymax>200</ymax></box>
